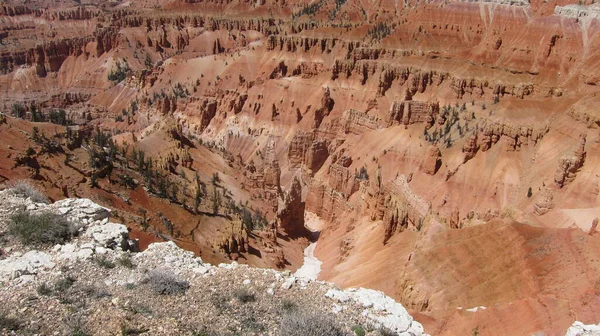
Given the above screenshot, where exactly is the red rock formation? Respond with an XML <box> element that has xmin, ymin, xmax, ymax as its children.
<box><xmin>313</xmin><ymin>87</ymin><xmax>334</xmax><ymax>128</ymax></box>
<box><xmin>555</xmin><ymin>134</ymin><xmax>587</xmax><ymax>188</ymax></box>
<box><xmin>339</xmin><ymin>109</ymin><xmax>382</xmax><ymax>135</ymax></box>
<box><xmin>448</xmin><ymin>208</ymin><xmax>461</xmax><ymax>229</ymax></box>
<box><xmin>534</xmin><ymin>188</ymin><xmax>554</xmax><ymax>216</ymax></box>
<box><xmin>388</xmin><ymin>100</ymin><xmax>439</xmax><ymax>128</ymax></box>
<box><xmin>479</xmin><ymin>121</ymin><xmax>548</xmax><ymax>152</ymax></box>
<box><xmin>590</xmin><ymin>218</ymin><xmax>598</xmax><ymax>236</ymax></box>
<box><xmin>277</xmin><ymin>177</ymin><xmax>308</xmax><ymax>237</ymax></box>
<box><xmin>421</xmin><ymin>145</ymin><xmax>441</xmax><ymax>175</ymax></box>
<box><xmin>197</xmin><ymin>98</ymin><xmax>218</xmax><ymax>131</ymax></box>
<box><xmin>462</xmin><ymin>132</ymin><xmax>479</xmax><ymax>163</ymax></box>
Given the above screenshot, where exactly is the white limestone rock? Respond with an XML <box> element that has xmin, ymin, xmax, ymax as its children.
<box><xmin>325</xmin><ymin>287</ymin><xmax>427</xmax><ymax>336</ymax></box>
<box><xmin>325</xmin><ymin>289</ymin><xmax>350</xmax><ymax>303</ymax></box>
<box><xmin>566</xmin><ymin>321</ymin><xmax>600</xmax><ymax>336</ymax></box>
<box><xmin>52</xmin><ymin>198</ymin><xmax>111</xmax><ymax>222</ymax></box>
<box><xmin>281</xmin><ymin>276</ymin><xmax>296</xmax><ymax>290</ymax></box>
<box><xmin>85</xmin><ymin>223</ymin><xmax>128</xmax><ymax>248</ymax></box>
<box><xmin>0</xmin><ymin>250</ymin><xmax>55</xmax><ymax>281</ymax></box>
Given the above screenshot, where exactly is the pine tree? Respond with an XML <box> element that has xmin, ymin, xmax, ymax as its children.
<box><xmin>211</xmin><ymin>186</ymin><xmax>221</xmax><ymax>215</ymax></box>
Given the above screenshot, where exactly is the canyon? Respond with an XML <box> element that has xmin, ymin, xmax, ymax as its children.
<box><xmin>1</xmin><ymin>0</ymin><xmax>600</xmax><ymax>334</ymax></box>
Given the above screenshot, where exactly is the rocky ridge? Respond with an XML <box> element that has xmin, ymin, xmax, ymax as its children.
<box><xmin>0</xmin><ymin>189</ymin><xmax>427</xmax><ymax>336</ymax></box>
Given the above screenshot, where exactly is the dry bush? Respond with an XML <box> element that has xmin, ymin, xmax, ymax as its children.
<box><xmin>4</xmin><ymin>180</ymin><xmax>48</xmax><ymax>203</ymax></box>
<box><xmin>279</xmin><ymin>312</ymin><xmax>347</xmax><ymax>336</ymax></box>
<box><xmin>143</xmin><ymin>269</ymin><xmax>189</xmax><ymax>295</ymax></box>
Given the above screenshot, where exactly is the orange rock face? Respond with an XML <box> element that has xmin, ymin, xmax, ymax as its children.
<box><xmin>3</xmin><ymin>0</ymin><xmax>600</xmax><ymax>334</ymax></box>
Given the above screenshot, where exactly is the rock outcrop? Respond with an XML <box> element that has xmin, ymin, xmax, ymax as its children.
<box><xmin>288</xmin><ymin>131</ymin><xmax>329</xmax><ymax>174</ymax></box>
<box><xmin>534</xmin><ymin>187</ymin><xmax>554</xmax><ymax>216</ymax></box>
<box><xmin>388</xmin><ymin>100</ymin><xmax>439</xmax><ymax>128</ymax></box>
<box><xmin>462</xmin><ymin>132</ymin><xmax>479</xmax><ymax>163</ymax></box>
<box><xmin>421</xmin><ymin>145</ymin><xmax>441</xmax><ymax>175</ymax></box>
<box><xmin>277</xmin><ymin>177</ymin><xmax>308</xmax><ymax>237</ymax></box>
<box><xmin>555</xmin><ymin>134</ymin><xmax>587</xmax><ymax>188</ymax></box>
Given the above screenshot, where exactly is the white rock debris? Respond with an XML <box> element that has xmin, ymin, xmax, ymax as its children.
<box><xmin>566</xmin><ymin>321</ymin><xmax>600</xmax><ymax>336</ymax></box>
<box><xmin>325</xmin><ymin>288</ymin><xmax>427</xmax><ymax>336</ymax></box>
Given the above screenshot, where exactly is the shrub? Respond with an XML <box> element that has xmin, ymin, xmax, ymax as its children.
<box><xmin>233</xmin><ymin>288</ymin><xmax>256</xmax><ymax>303</ymax></box>
<box><xmin>378</xmin><ymin>327</ymin><xmax>398</xmax><ymax>336</ymax></box>
<box><xmin>144</xmin><ymin>269</ymin><xmax>189</xmax><ymax>295</ymax></box>
<box><xmin>54</xmin><ymin>275</ymin><xmax>76</xmax><ymax>292</ymax></box>
<box><xmin>120</xmin><ymin>324</ymin><xmax>148</xmax><ymax>336</ymax></box>
<box><xmin>4</xmin><ymin>180</ymin><xmax>48</xmax><ymax>203</ymax></box>
<box><xmin>117</xmin><ymin>253</ymin><xmax>135</xmax><ymax>269</ymax></box>
<box><xmin>8</xmin><ymin>211</ymin><xmax>74</xmax><ymax>246</ymax></box>
<box><xmin>0</xmin><ymin>311</ymin><xmax>21</xmax><ymax>331</ymax></box>
<box><xmin>352</xmin><ymin>325</ymin><xmax>366</xmax><ymax>336</ymax></box>
<box><xmin>281</xmin><ymin>299</ymin><xmax>298</xmax><ymax>312</ymax></box>
<box><xmin>37</xmin><ymin>282</ymin><xmax>53</xmax><ymax>296</ymax></box>
<box><xmin>64</xmin><ymin>315</ymin><xmax>89</xmax><ymax>336</ymax></box>
<box><xmin>94</xmin><ymin>256</ymin><xmax>116</xmax><ymax>269</ymax></box>
<box><xmin>279</xmin><ymin>313</ymin><xmax>345</xmax><ymax>336</ymax></box>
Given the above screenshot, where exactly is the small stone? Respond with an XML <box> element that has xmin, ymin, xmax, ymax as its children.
<box><xmin>192</xmin><ymin>266</ymin><xmax>209</xmax><ymax>274</ymax></box>
<box><xmin>281</xmin><ymin>277</ymin><xmax>296</xmax><ymax>290</ymax></box>
<box><xmin>111</xmin><ymin>297</ymin><xmax>120</xmax><ymax>306</ymax></box>
<box><xmin>332</xmin><ymin>304</ymin><xmax>343</xmax><ymax>314</ymax></box>
<box><xmin>80</xmin><ymin>243</ymin><xmax>94</xmax><ymax>250</ymax></box>
<box><xmin>243</xmin><ymin>279</ymin><xmax>251</xmax><ymax>285</ymax></box>
<box><xmin>266</xmin><ymin>288</ymin><xmax>274</xmax><ymax>295</ymax></box>
<box><xmin>76</xmin><ymin>248</ymin><xmax>94</xmax><ymax>259</ymax></box>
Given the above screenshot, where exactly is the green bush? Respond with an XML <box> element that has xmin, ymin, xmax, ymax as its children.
<box><xmin>352</xmin><ymin>325</ymin><xmax>366</xmax><ymax>336</ymax></box>
<box><xmin>8</xmin><ymin>211</ymin><xmax>74</xmax><ymax>246</ymax></box>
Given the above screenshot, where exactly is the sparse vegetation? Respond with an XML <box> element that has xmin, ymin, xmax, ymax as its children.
<box><xmin>352</xmin><ymin>325</ymin><xmax>366</xmax><ymax>336</ymax></box>
<box><xmin>378</xmin><ymin>327</ymin><xmax>399</xmax><ymax>336</ymax></box>
<box><xmin>107</xmin><ymin>60</ymin><xmax>131</xmax><ymax>83</ymax></box>
<box><xmin>292</xmin><ymin>0</ymin><xmax>324</xmax><ymax>19</ymax></box>
<box><xmin>120</xmin><ymin>324</ymin><xmax>149</xmax><ymax>336</ymax></box>
<box><xmin>94</xmin><ymin>256</ymin><xmax>116</xmax><ymax>269</ymax></box>
<box><xmin>281</xmin><ymin>299</ymin><xmax>298</xmax><ymax>312</ymax></box>
<box><xmin>233</xmin><ymin>288</ymin><xmax>256</xmax><ymax>303</ymax></box>
<box><xmin>11</xmin><ymin>103</ymin><xmax>26</xmax><ymax>118</ymax></box>
<box><xmin>279</xmin><ymin>313</ymin><xmax>345</xmax><ymax>336</ymax></box>
<box><xmin>117</xmin><ymin>253</ymin><xmax>135</xmax><ymax>269</ymax></box>
<box><xmin>211</xmin><ymin>186</ymin><xmax>222</xmax><ymax>215</ymax></box>
<box><xmin>64</xmin><ymin>315</ymin><xmax>90</xmax><ymax>336</ymax></box>
<box><xmin>0</xmin><ymin>311</ymin><xmax>21</xmax><ymax>331</ymax></box>
<box><xmin>8</xmin><ymin>211</ymin><xmax>74</xmax><ymax>246</ymax></box>
<box><xmin>144</xmin><ymin>269</ymin><xmax>190</xmax><ymax>295</ymax></box>
<box><xmin>54</xmin><ymin>275</ymin><xmax>77</xmax><ymax>292</ymax></box>
<box><xmin>4</xmin><ymin>180</ymin><xmax>49</xmax><ymax>203</ymax></box>
<box><xmin>37</xmin><ymin>282</ymin><xmax>53</xmax><ymax>296</ymax></box>
<box><xmin>367</xmin><ymin>22</ymin><xmax>392</xmax><ymax>41</ymax></box>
